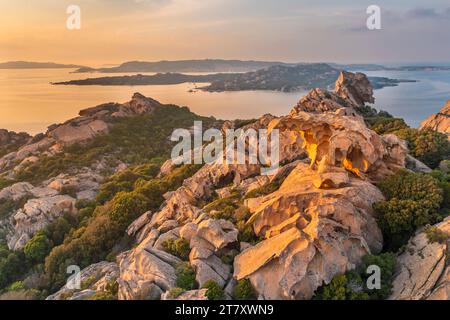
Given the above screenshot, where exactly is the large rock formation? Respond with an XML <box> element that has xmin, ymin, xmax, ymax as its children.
<box><xmin>234</xmin><ymin>162</ymin><xmax>384</xmax><ymax>299</ymax></box>
<box><xmin>389</xmin><ymin>217</ymin><xmax>450</xmax><ymax>300</ymax></box>
<box><xmin>111</xmin><ymin>71</ymin><xmax>412</xmax><ymax>300</ymax></box>
<box><xmin>420</xmin><ymin>100</ymin><xmax>450</xmax><ymax>140</ymax></box>
<box><xmin>291</xmin><ymin>71</ymin><xmax>374</xmax><ymax>115</ymax></box>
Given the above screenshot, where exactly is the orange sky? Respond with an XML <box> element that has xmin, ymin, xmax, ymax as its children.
<box><xmin>1</xmin><ymin>0</ymin><xmax>450</xmax><ymax>66</ymax></box>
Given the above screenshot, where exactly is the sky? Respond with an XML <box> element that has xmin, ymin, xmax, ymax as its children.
<box><xmin>1</xmin><ymin>0</ymin><xmax>450</xmax><ymax>66</ymax></box>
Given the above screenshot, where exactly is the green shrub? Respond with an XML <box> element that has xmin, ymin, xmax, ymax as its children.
<box><xmin>24</xmin><ymin>231</ymin><xmax>52</xmax><ymax>263</ymax></box>
<box><xmin>394</xmin><ymin>128</ymin><xmax>450</xmax><ymax>168</ymax></box>
<box><xmin>175</xmin><ymin>263</ymin><xmax>197</xmax><ymax>290</ymax></box>
<box><xmin>374</xmin><ymin>170</ymin><xmax>444</xmax><ymax>250</ymax></box>
<box><xmin>0</xmin><ymin>245</ymin><xmax>28</xmax><ymax>289</ymax></box>
<box><xmin>234</xmin><ymin>279</ymin><xmax>256</xmax><ymax>300</ymax></box>
<box><xmin>109</xmin><ymin>191</ymin><xmax>149</xmax><ymax>227</ymax></box>
<box><xmin>202</xmin><ymin>280</ymin><xmax>225</xmax><ymax>300</ymax></box>
<box><xmin>237</xmin><ymin>221</ymin><xmax>261</xmax><ymax>244</ymax></box>
<box><xmin>162</xmin><ymin>238</ymin><xmax>190</xmax><ymax>260</ymax></box>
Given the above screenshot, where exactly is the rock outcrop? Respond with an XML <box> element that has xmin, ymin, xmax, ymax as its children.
<box><xmin>389</xmin><ymin>217</ymin><xmax>450</xmax><ymax>300</ymax></box>
<box><xmin>0</xmin><ymin>129</ymin><xmax>31</xmax><ymax>152</ymax></box>
<box><xmin>271</xmin><ymin>109</ymin><xmax>408</xmax><ymax>182</ymax></box>
<box><xmin>234</xmin><ymin>162</ymin><xmax>384</xmax><ymax>299</ymax></box>
<box><xmin>118</xmin><ymin>246</ymin><xmax>182</xmax><ymax>300</ymax></box>
<box><xmin>112</xmin><ymin>71</ymin><xmax>413</xmax><ymax>300</ymax></box>
<box><xmin>420</xmin><ymin>100</ymin><xmax>450</xmax><ymax>140</ymax></box>
<box><xmin>291</xmin><ymin>71</ymin><xmax>374</xmax><ymax>115</ymax></box>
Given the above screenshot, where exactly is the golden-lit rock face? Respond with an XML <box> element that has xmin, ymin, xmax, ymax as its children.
<box><xmin>234</xmin><ymin>162</ymin><xmax>384</xmax><ymax>300</ymax></box>
<box><xmin>270</xmin><ymin>109</ymin><xmax>408</xmax><ymax>182</ymax></box>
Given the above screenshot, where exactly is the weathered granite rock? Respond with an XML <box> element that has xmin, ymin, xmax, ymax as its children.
<box><xmin>389</xmin><ymin>217</ymin><xmax>450</xmax><ymax>300</ymax></box>
<box><xmin>270</xmin><ymin>109</ymin><xmax>407</xmax><ymax>182</ymax></box>
<box><xmin>234</xmin><ymin>162</ymin><xmax>384</xmax><ymax>300</ymax></box>
<box><xmin>334</xmin><ymin>71</ymin><xmax>375</xmax><ymax>107</ymax></box>
<box><xmin>420</xmin><ymin>100</ymin><xmax>450</xmax><ymax>140</ymax></box>
<box><xmin>46</xmin><ymin>261</ymin><xmax>119</xmax><ymax>300</ymax></box>
<box><xmin>7</xmin><ymin>195</ymin><xmax>77</xmax><ymax>250</ymax></box>
<box><xmin>117</xmin><ymin>248</ymin><xmax>181</xmax><ymax>300</ymax></box>
<box><xmin>291</xmin><ymin>71</ymin><xmax>374</xmax><ymax>115</ymax></box>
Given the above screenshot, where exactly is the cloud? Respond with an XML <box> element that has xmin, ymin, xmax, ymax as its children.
<box><xmin>406</xmin><ymin>7</ymin><xmax>450</xmax><ymax>19</ymax></box>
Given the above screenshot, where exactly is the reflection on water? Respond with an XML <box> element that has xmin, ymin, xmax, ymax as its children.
<box><xmin>1</xmin><ymin>69</ymin><xmax>450</xmax><ymax>135</ymax></box>
<box><xmin>0</xmin><ymin>69</ymin><xmax>303</xmax><ymax>135</ymax></box>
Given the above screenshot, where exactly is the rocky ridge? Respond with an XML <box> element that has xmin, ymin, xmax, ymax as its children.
<box><xmin>107</xmin><ymin>71</ymin><xmax>413</xmax><ymax>300</ymax></box>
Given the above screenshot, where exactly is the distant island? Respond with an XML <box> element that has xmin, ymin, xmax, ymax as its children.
<box><xmin>54</xmin><ymin>64</ymin><xmax>416</xmax><ymax>92</ymax></box>
<box><xmin>72</xmin><ymin>59</ymin><xmax>293</xmax><ymax>74</ymax></box>
<box><xmin>0</xmin><ymin>61</ymin><xmax>86</xmax><ymax>69</ymax></box>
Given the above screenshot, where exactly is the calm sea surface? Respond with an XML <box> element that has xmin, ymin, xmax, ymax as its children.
<box><xmin>0</xmin><ymin>68</ymin><xmax>449</xmax><ymax>135</ymax></box>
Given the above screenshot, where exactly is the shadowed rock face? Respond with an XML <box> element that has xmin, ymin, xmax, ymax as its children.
<box><xmin>420</xmin><ymin>100</ymin><xmax>450</xmax><ymax>140</ymax></box>
<box><xmin>390</xmin><ymin>217</ymin><xmax>450</xmax><ymax>300</ymax></box>
<box><xmin>334</xmin><ymin>71</ymin><xmax>375</xmax><ymax>106</ymax></box>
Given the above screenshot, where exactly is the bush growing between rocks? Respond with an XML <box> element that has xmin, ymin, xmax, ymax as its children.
<box><xmin>374</xmin><ymin>170</ymin><xmax>444</xmax><ymax>250</ymax></box>
<box><xmin>234</xmin><ymin>279</ymin><xmax>256</xmax><ymax>300</ymax></box>
<box><xmin>175</xmin><ymin>262</ymin><xmax>197</xmax><ymax>291</ymax></box>
<box><xmin>162</xmin><ymin>238</ymin><xmax>190</xmax><ymax>260</ymax></box>
<box><xmin>202</xmin><ymin>280</ymin><xmax>225</xmax><ymax>300</ymax></box>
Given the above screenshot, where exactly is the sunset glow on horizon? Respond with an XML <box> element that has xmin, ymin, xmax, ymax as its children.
<box><xmin>1</xmin><ymin>0</ymin><xmax>450</xmax><ymax>66</ymax></box>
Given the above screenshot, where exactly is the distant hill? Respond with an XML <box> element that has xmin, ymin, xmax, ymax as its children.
<box><xmin>0</xmin><ymin>61</ymin><xmax>85</xmax><ymax>69</ymax></box>
<box><xmin>73</xmin><ymin>59</ymin><xmax>293</xmax><ymax>73</ymax></box>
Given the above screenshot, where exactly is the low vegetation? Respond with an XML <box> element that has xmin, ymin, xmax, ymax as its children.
<box><xmin>234</xmin><ymin>279</ymin><xmax>256</xmax><ymax>300</ymax></box>
<box><xmin>162</xmin><ymin>238</ymin><xmax>190</xmax><ymax>261</ymax></box>
<box><xmin>374</xmin><ymin>170</ymin><xmax>445</xmax><ymax>250</ymax></box>
<box><xmin>314</xmin><ymin>253</ymin><xmax>396</xmax><ymax>300</ymax></box>
<box><xmin>357</xmin><ymin>105</ymin><xmax>450</xmax><ymax>169</ymax></box>
<box><xmin>202</xmin><ymin>280</ymin><xmax>225</xmax><ymax>300</ymax></box>
<box><xmin>175</xmin><ymin>262</ymin><xmax>197</xmax><ymax>291</ymax></box>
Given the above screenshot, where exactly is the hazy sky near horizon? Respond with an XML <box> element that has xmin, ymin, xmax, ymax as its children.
<box><xmin>1</xmin><ymin>0</ymin><xmax>450</xmax><ymax>65</ymax></box>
